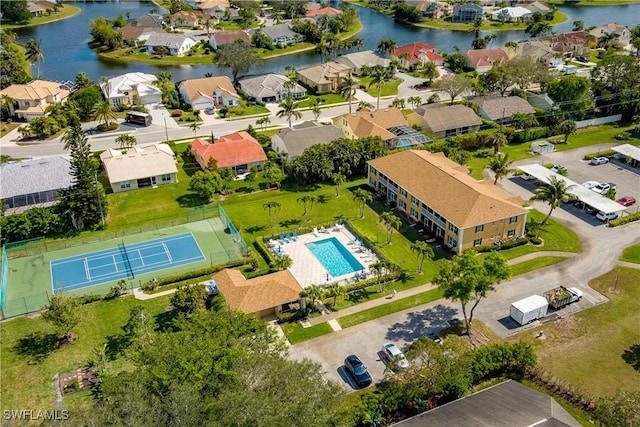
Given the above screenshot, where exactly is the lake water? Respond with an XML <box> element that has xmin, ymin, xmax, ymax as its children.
<box><xmin>13</xmin><ymin>0</ymin><xmax>640</xmax><ymax>82</ymax></box>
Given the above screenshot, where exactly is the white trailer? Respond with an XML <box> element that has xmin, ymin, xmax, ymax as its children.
<box><xmin>510</xmin><ymin>295</ymin><xmax>549</xmax><ymax>326</ymax></box>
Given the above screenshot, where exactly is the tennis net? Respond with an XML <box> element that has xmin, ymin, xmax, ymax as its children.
<box><xmin>119</xmin><ymin>240</ymin><xmax>135</xmax><ymax>279</ymax></box>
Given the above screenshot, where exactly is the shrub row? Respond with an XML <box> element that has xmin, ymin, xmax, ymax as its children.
<box><xmin>276</xmin><ymin>309</ymin><xmax>308</xmax><ymax>324</ymax></box>
<box><xmin>583</xmin><ymin>149</ymin><xmax>617</xmax><ymax>160</ymax></box>
<box><xmin>510</xmin><ymin>127</ymin><xmax>554</xmax><ymax>145</ymax></box>
<box><xmin>608</xmin><ymin>211</ymin><xmax>640</xmax><ymax>227</ymax></box>
<box><xmin>473</xmin><ymin>237</ymin><xmax>530</xmax><ymax>253</ymax></box>
<box><xmin>141</xmin><ymin>257</ymin><xmax>251</xmax><ymax>290</ymax></box>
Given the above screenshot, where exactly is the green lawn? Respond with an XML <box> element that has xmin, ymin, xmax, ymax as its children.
<box><xmin>359</xmin><ymin>77</ymin><xmax>403</xmax><ymax>97</ymax></box>
<box><xmin>620</xmin><ymin>243</ymin><xmax>640</xmax><ymax>264</ymax></box>
<box><xmin>338</xmin><ymin>288</ymin><xmax>443</xmax><ymax>329</ymax></box>
<box><xmin>509</xmin><ymin>267</ymin><xmax>640</xmax><ymax>398</ymax></box>
<box><xmin>0</xmin><ymin>295</ymin><xmax>173</xmax><ymax>411</ymax></box>
<box><xmin>297</xmin><ymin>94</ymin><xmax>347</xmax><ymax>108</ymax></box>
<box><xmin>509</xmin><ymin>256</ymin><xmax>569</xmax><ymax>277</ymax></box>
<box><xmin>281</xmin><ymin>322</ymin><xmax>334</xmax><ymax>344</ymax></box>
<box><xmin>1</xmin><ymin>4</ymin><xmax>80</xmax><ymax>29</ymax></box>
<box><xmin>415</xmin><ymin>11</ymin><xmax>567</xmax><ymax>32</ymax></box>
<box><xmin>224</xmin><ymin>104</ymin><xmax>270</xmax><ymax>117</ymax></box>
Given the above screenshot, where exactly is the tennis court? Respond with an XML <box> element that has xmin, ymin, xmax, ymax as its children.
<box><xmin>50</xmin><ymin>233</ymin><xmax>204</xmax><ymax>292</ymax></box>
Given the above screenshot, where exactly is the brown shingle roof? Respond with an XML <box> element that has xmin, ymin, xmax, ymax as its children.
<box><xmin>213</xmin><ymin>269</ymin><xmax>302</xmax><ymax>313</ymax></box>
<box><xmin>416</xmin><ymin>104</ymin><xmax>482</xmax><ymax>133</ymax></box>
<box><xmin>465</xmin><ymin>48</ymin><xmax>509</xmax><ymax>68</ymax></box>
<box><xmin>474</xmin><ymin>95</ymin><xmax>535</xmax><ymax>121</ymax></box>
<box><xmin>179</xmin><ymin>76</ymin><xmax>238</xmax><ymax>103</ymax></box>
<box><xmin>368</xmin><ymin>150</ymin><xmax>526</xmax><ymax>228</ymax></box>
<box><xmin>211</xmin><ymin>30</ymin><xmax>250</xmax><ymax>46</ymax></box>
<box><xmin>334</xmin><ymin>107</ymin><xmax>407</xmax><ymax>140</ymax></box>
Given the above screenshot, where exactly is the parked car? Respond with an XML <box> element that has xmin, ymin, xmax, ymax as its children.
<box><xmin>381</xmin><ymin>343</ymin><xmax>410</xmax><ymax>370</ymax></box>
<box><xmin>344</xmin><ymin>354</ymin><xmax>372</xmax><ymax>388</ymax></box>
<box><xmin>590</xmin><ymin>156</ymin><xmax>609</xmax><ymax>165</ymax></box>
<box><xmin>205</xmin><ymin>107</ymin><xmax>215</xmax><ymax>115</ymax></box>
<box><xmin>521</xmin><ymin>173</ymin><xmax>535</xmax><ymax>180</ymax></box>
<box><xmin>425</xmin><ymin>331</ymin><xmax>443</xmax><ymax>346</ymax></box>
<box><xmin>551</xmin><ymin>165</ymin><xmax>568</xmax><ymax>174</ymax></box>
<box><xmin>582</xmin><ymin>180</ymin><xmax>600</xmax><ymax>189</ymax></box>
<box><xmin>596</xmin><ymin>211</ymin><xmax>618</xmax><ymax>221</ymax></box>
<box><xmin>592</xmin><ymin>182</ymin><xmax>611</xmax><ymax>194</ymax></box>
<box><xmin>575</xmin><ymin>56</ymin><xmax>589</xmax><ymax>63</ymax></box>
<box><xmin>617</xmin><ymin>196</ymin><xmax>637</xmax><ymax>207</ymax></box>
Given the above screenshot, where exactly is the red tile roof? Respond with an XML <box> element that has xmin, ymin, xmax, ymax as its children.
<box><xmin>306</xmin><ymin>6</ymin><xmax>343</xmax><ymax>17</ymax></box>
<box><xmin>465</xmin><ymin>48</ymin><xmax>509</xmax><ymax>68</ymax></box>
<box><xmin>190</xmin><ymin>132</ymin><xmax>267</xmax><ymax>169</ymax></box>
<box><xmin>393</xmin><ymin>42</ymin><xmax>443</xmax><ymax>62</ymax></box>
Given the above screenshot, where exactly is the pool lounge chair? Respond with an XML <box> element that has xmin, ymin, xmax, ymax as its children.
<box><xmin>347</xmin><ymin>237</ymin><xmax>358</xmax><ymax>245</ymax></box>
<box><xmin>313</xmin><ymin>228</ymin><xmax>319</xmax><ymax>237</ymax></box>
<box><xmin>285</xmin><ymin>232</ymin><xmax>291</xmax><ymax>243</ymax></box>
<box><xmin>279</xmin><ymin>234</ymin><xmax>286</xmax><ymax>244</ymax></box>
<box><xmin>292</xmin><ymin>231</ymin><xmax>298</xmax><ymax>241</ymax></box>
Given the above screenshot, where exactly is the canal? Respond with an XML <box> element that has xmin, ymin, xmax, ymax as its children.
<box><xmin>13</xmin><ymin>1</ymin><xmax>640</xmax><ymax>82</ymax></box>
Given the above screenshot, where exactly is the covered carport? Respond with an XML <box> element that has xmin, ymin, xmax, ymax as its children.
<box><xmin>517</xmin><ymin>164</ymin><xmax>627</xmax><ymax>216</ymax></box>
<box><xmin>611</xmin><ymin>144</ymin><xmax>640</xmax><ymax>168</ymax></box>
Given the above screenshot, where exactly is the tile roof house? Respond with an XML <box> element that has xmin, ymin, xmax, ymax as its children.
<box><xmin>213</xmin><ymin>269</ymin><xmax>303</xmax><ymax>318</ymax></box>
<box><xmin>335</xmin><ymin>50</ymin><xmax>391</xmax><ymax>75</ymax></box>
<box><xmin>100</xmin><ymin>144</ymin><xmax>178</xmax><ymax>193</ymax></box>
<box><xmin>296</xmin><ymin>61</ymin><xmax>352</xmax><ymax>93</ymax></box>
<box><xmin>464</xmin><ymin>48</ymin><xmax>509</xmax><ymax>73</ymax></box>
<box><xmin>260</xmin><ymin>24</ymin><xmax>303</xmax><ymax>46</ymax></box>
<box><xmin>190</xmin><ymin>132</ymin><xmax>267</xmax><ymax>172</ymax></box>
<box><xmin>589</xmin><ymin>23</ymin><xmax>630</xmax><ymax>47</ymax></box>
<box><xmin>0</xmin><ymin>156</ymin><xmax>73</xmax><ymax>213</ymax></box>
<box><xmin>271</xmin><ymin>121</ymin><xmax>346</xmax><ymax>161</ymax></box>
<box><xmin>238</xmin><ymin>73</ymin><xmax>306</xmax><ymax>103</ymax></box>
<box><xmin>539</xmin><ymin>31</ymin><xmax>592</xmax><ymax>56</ymax></box>
<box><xmin>178</xmin><ymin>76</ymin><xmax>239</xmax><ymax>110</ymax></box>
<box><xmin>136</xmin><ymin>13</ymin><xmax>165</xmax><ymax>29</ymax></box>
<box><xmin>208</xmin><ymin>30</ymin><xmax>250</xmax><ymax>50</ymax></box>
<box><xmin>473</xmin><ymin>95</ymin><xmax>535</xmax><ymax>124</ymax></box>
<box><xmin>0</xmin><ymin>80</ymin><xmax>70</xmax><ymax>122</ymax></box>
<box><xmin>146</xmin><ymin>33</ymin><xmax>197</xmax><ymax>56</ymax></box>
<box><xmin>306</xmin><ymin>6</ymin><xmax>343</xmax><ymax>19</ymax></box>
<box><xmin>100</xmin><ymin>72</ymin><xmax>162</xmax><ymax>107</ymax></box>
<box><xmin>367</xmin><ymin>150</ymin><xmax>527</xmax><ymax>253</ymax></box>
<box><xmin>514</xmin><ymin>40</ymin><xmax>562</xmax><ymax>67</ymax></box>
<box><xmin>523</xmin><ymin>1</ymin><xmax>549</xmax><ymax>15</ymax></box>
<box><xmin>392</xmin><ymin>42</ymin><xmax>445</xmax><ymax>70</ymax></box>
<box><xmin>333</xmin><ymin>107</ymin><xmax>408</xmax><ymax>144</ymax></box>
<box><xmin>452</xmin><ymin>3</ymin><xmax>483</xmax><ymax>22</ymax></box>
<box><xmin>170</xmin><ymin>11</ymin><xmax>200</xmax><ymax>27</ymax></box>
<box><xmin>192</xmin><ymin>0</ymin><xmax>230</xmax><ymax>11</ymax></box>
<box><xmin>407</xmin><ymin>104</ymin><xmax>482</xmax><ymax>138</ymax></box>
<box><xmin>119</xmin><ymin>25</ymin><xmax>166</xmax><ymax>44</ymax></box>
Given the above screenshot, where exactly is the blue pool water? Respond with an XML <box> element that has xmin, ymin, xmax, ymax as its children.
<box><xmin>306</xmin><ymin>237</ymin><xmax>364</xmax><ymax>277</ymax></box>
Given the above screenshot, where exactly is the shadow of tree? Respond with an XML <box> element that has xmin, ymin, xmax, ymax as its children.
<box><xmin>105</xmin><ymin>334</ymin><xmax>131</xmax><ymax>360</ymax></box>
<box><xmin>245</xmin><ymin>225</ymin><xmax>266</xmax><ymax>234</ymax></box>
<box><xmin>384</xmin><ymin>304</ymin><xmax>458</xmax><ymax>342</ymax></box>
<box><xmin>14</xmin><ymin>331</ymin><xmax>61</xmax><ymax>363</ymax></box>
<box><xmin>176</xmin><ymin>193</ymin><xmax>209</xmax><ymax>207</ymax></box>
<box><xmin>316</xmin><ymin>195</ymin><xmax>330</xmax><ymax>204</ymax></box>
<box><xmin>280</xmin><ymin>218</ymin><xmax>302</xmax><ymax>228</ymax></box>
<box><xmin>622</xmin><ymin>343</ymin><xmax>640</xmax><ymax>371</ymax></box>
<box><xmin>154</xmin><ymin>309</ymin><xmax>179</xmax><ymax>333</ymax></box>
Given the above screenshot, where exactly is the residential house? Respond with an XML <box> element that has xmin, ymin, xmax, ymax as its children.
<box><xmin>407</xmin><ymin>104</ymin><xmax>482</xmax><ymax>138</ymax></box>
<box><xmin>452</xmin><ymin>3</ymin><xmax>483</xmax><ymax>23</ymax></box>
<box><xmin>305</xmin><ymin>2</ymin><xmax>322</xmax><ymax>12</ymax></box>
<box><xmin>367</xmin><ymin>150</ymin><xmax>528</xmax><ymax>253</ymax></box>
<box><xmin>170</xmin><ymin>11</ymin><xmax>200</xmax><ymax>28</ymax></box>
<box><xmin>136</xmin><ymin>13</ymin><xmax>165</xmax><ymax>29</ymax></box>
<box><xmin>190</xmin><ymin>132</ymin><xmax>267</xmax><ymax>173</ymax></box>
<box><xmin>0</xmin><ymin>156</ymin><xmax>73</xmax><ymax>213</ymax></box>
<box><xmin>260</xmin><ymin>24</ymin><xmax>302</xmax><ymax>46</ymax></box>
<box><xmin>490</xmin><ymin>6</ymin><xmax>532</xmax><ymax>22</ymax></box>
<box><xmin>208</xmin><ymin>30</ymin><xmax>250</xmax><ymax>50</ymax></box>
<box><xmin>271</xmin><ymin>121</ymin><xmax>346</xmax><ymax>161</ymax></box>
<box><xmin>306</xmin><ymin>6</ymin><xmax>343</xmax><ymax>20</ymax></box>
<box><xmin>146</xmin><ymin>33</ymin><xmax>197</xmax><ymax>56</ymax></box>
<box><xmin>213</xmin><ymin>269</ymin><xmax>303</xmax><ymax>318</ymax></box>
<box><xmin>522</xmin><ymin>1</ymin><xmax>549</xmax><ymax>15</ymax></box>
<box><xmin>296</xmin><ymin>61</ymin><xmax>351</xmax><ymax>93</ymax></box>
<box><xmin>192</xmin><ymin>0</ymin><xmax>230</xmax><ymax>11</ymax></box>
<box><xmin>405</xmin><ymin>1</ymin><xmax>447</xmax><ymax>18</ymax></box>
<box><xmin>178</xmin><ymin>76</ymin><xmax>239</xmax><ymax>110</ymax></box>
<box><xmin>391</xmin><ymin>42</ymin><xmax>444</xmax><ymax>70</ymax></box>
<box><xmin>335</xmin><ymin>50</ymin><xmax>391</xmax><ymax>75</ymax></box>
<box><xmin>589</xmin><ymin>23</ymin><xmax>630</xmax><ymax>47</ymax></box>
<box><xmin>473</xmin><ymin>95</ymin><xmax>535</xmax><ymax>124</ymax></box>
<box><xmin>26</xmin><ymin>2</ymin><xmax>44</xmax><ymax>16</ymax></box>
<box><xmin>0</xmin><ymin>80</ymin><xmax>70</xmax><ymax>121</ymax></box>
<box><xmin>238</xmin><ymin>73</ymin><xmax>306</xmax><ymax>103</ymax></box>
<box><xmin>514</xmin><ymin>40</ymin><xmax>562</xmax><ymax>67</ymax></box>
<box><xmin>100</xmin><ymin>72</ymin><xmax>162</xmax><ymax>107</ymax></box>
<box><xmin>119</xmin><ymin>25</ymin><xmax>166</xmax><ymax>45</ymax></box>
<box><xmin>464</xmin><ymin>48</ymin><xmax>509</xmax><ymax>73</ymax></box>
<box><xmin>210</xmin><ymin>6</ymin><xmax>241</xmax><ymax>21</ymax></box>
<box><xmin>100</xmin><ymin>144</ymin><xmax>178</xmax><ymax>193</ymax></box>
<box><xmin>539</xmin><ymin>31</ymin><xmax>591</xmax><ymax>56</ymax></box>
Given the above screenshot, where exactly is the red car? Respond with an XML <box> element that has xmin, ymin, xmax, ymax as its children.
<box><xmin>616</xmin><ymin>196</ymin><xmax>637</xmax><ymax>207</ymax></box>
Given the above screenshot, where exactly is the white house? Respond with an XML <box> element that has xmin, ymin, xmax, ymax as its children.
<box><xmin>178</xmin><ymin>76</ymin><xmax>240</xmax><ymax>110</ymax></box>
<box><xmin>100</xmin><ymin>72</ymin><xmax>162</xmax><ymax>107</ymax></box>
<box><xmin>146</xmin><ymin>33</ymin><xmax>197</xmax><ymax>56</ymax></box>
<box><xmin>491</xmin><ymin>7</ymin><xmax>532</xmax><ymax>22</ymax></box>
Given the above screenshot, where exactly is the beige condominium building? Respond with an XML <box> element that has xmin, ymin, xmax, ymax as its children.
<box><xmin>367</xmin><ymin>150</ymin><xmax>528</xmax><ymax>253</ymax></box>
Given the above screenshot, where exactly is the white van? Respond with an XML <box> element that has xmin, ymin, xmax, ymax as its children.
<box><xmin>596</xmin><ymin>211</ymin><xmax>618</xmax><ymax>221</ymax></box>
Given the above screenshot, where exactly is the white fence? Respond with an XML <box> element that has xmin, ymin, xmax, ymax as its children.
<box><xmin>575</xmin><ymin>115</ymin><xmax>622</xmax><ymax>129</ymax></box>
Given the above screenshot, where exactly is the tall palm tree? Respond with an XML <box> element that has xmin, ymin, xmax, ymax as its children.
<box><xmin>468</xmin><ymin>18</ymin><xmax>483</xmax><ymax>41</ymax></box>
<box><xmin>300</xmin><ymin>284</ymin><xmax>323</xmax><ymax>312</ymax></box>
<box><xmin>332</xmin><ymin>173</ymin><xmax>346</xmax><ymax>197</ymax></box>
<box><xmin>487</xmin><ymin>152</ymin><xmax>514</xmax><ymax>185</ymax></box>
<box><xmin>597</xmin><ymin>32</ymin><xmax>620</xmax><ymax>49</ymax></box>
<box><xmin>190</xmin><ymin>121</ymin><xmax>201</xmax><ymax>136</ymax></box>
<box><xmin>338</xmin><ymin>73</ymin><xmax>357</xmax><ymax>114</ymax></box>
<box><xmin>1</xmin><ymin>95</ymin><xmax>15</xmax><ymax>119</ymax></box>
<box><xmin>325</xmin><ymin>283</ymin><xmax>345</xmax><ymax>307</ymax></box>
<box><xmin>276</xmin><ymin>97</ymin><xmax>301</xmax><ymax>128</ymax></box>
<box><xmin>380</xmin><ymin>211</ymin><xmax>401</xmax><ymax>245</ymax></box>
<box><xmin>490</xmin><ymin>132</ymin><xmax>508</xmax><ymax>154</ymax></box>
<box><xmin>115</xmin><ymin>134</ymin><xmax>137</xmax><ymax>150</ymax></box>
<box><xmin>92</xmin><ymin>101</ymin><xmax>116</xmax><ymax>127</ymax></box>
<box><xmin>25</xmin><ymin>39</ymin><xmax>44</xmax><ymax>79</ymax></box>
<box><xmin>256</xmin><ymin>116</ymin><xmax>270</xmax><ymax>131</ymax></box>
<box><xmin>504</xmin><ymin>40</ymin><xmax>518</xmax><ymax>55</ymax></box>
<box><xmin>353</xmin><ymin>188</ymin><xmax>372</xmax><ymax>219</ymax></box>
<box><xmin>315</xmin><ymin>37</ymin><xmax>330</xmax><ymax>64</ymax></box>
<box><xmin>421</xmin><ymin>61</ymin><xmax>439</xmax><ymax>84</ymax></box>
<box><xmin>391</xmin><ymin>98</ymin><xmax>405</xmax><ymax>109</ymax></box>
<box><xmin>408</xmin><ymin>96</ymin><xmax>422</xmax><ymax>109</ymax></box>
<box><xmin>369</xmin><ymin>66</ymin><xmax>389</xmax><ymax>110</ymax></box>
<box><xmin>297</xmin><ymin>195</ymin><xmax>317</xmax><ymax>222</ymax></box>
<box><xmin>530</xmin><ymin>176</ymin><xmax>574</xmax><ymax>224</ymax></box>
<box><xmin>263</xmin><ymin>201</ymin><xmax>281</xmax><ymax>228</ymax></box>
<box><xmin>410</xmin><ymin>241</ymin><xmax>434</xmax><ymax>274</ymax></box>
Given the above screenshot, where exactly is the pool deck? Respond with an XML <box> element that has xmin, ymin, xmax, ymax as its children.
<box><xmin>269</xmin><ymin>227</ymin><xmax>379</xmax><ymax>288</ymax></box>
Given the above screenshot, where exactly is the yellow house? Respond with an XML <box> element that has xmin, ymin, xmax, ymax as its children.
<box><xmin>367</xmin><ymin>150</ymin><xmax>528</xmax><ymax>253</ymax></box>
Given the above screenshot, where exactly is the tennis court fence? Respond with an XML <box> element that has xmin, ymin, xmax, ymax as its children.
<box><xmin>218</xmin><ymin>205</ymin><xmax>249</xmax><ymax>256</ymax></box>
<box><xmin>0</xmin><ymin>246</ymin><xmax>7</xmax><ymax>317</ymax></box>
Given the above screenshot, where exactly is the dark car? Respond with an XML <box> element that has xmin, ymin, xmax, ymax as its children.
<box><xmin>575</xmin><ymin>56</ymin><xmax>589</xmax><ymax>63</ymax></box>
<box><xmin>344</xmin><ymin>354</ymin><xmax>372</xmax><ymax>388</ymax></box>
<box><xmin>425</xmin><ymin>331</ymin><xmax>443</xmax><ymax>346</ymax></box>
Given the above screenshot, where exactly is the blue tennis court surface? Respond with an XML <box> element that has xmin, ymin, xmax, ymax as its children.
<box><xmin>50</xmin><ymin>233</ymin><xmax>205</xmax><ymax>292</ymax></box>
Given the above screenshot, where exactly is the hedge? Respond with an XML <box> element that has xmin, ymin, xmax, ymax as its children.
<box><xmin>608</xmin><ymin>212</ymin><xmax>640</xmax><ymax>227</ymax></box>
<box><xmin>583</xmin><ymin>149</ymin><xmax>617</xmax><ymax>160</ymax></box>
<box><xmin>141</xmin><ymin>257</ymin><xmax>251</xmax><ymax>290</ymax></box>
<box><xmin>510</xmin><ymin>127</ymin><xmax>553</xmax><ymax>145</ymax></box>
<box><xmin>472</xmin><ymin>237</ymin><xmax>530</xmax><ymax>253</ymax></box>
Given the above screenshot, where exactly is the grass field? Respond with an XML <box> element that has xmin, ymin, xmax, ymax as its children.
<box><xmin>281</xmin><ymin>322</ymin><xmax>334</xmax><ymax>344</ymax></box>
<box><xmin>620</xmin><ymin>243</ymin><xmax>640</xmax><ymax>264</ymax></box>
<box><xmin>360</xmin><ymin>77</ymin><xmax>403</xmax><ymax>97</ymax></box>
<box><xmin>509</xmin><ymin>266</ymin><xmax>640</xmax><ymax>398</ymax></box>
<box><xmin>509</xmin><ymin>256</ymin><xmax>570</xmax><ymax>277</ymax></box>
<box><xmin>1</xmin><ymin>4</ymin><xmax>80</xmax><ymax>29</ymax></box>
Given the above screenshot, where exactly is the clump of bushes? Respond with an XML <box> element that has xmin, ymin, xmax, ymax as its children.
<box><xmin>609</xmin><ymin>212</ymin><xmax>640</xmax><ymax>227</ymax></box>
<box><xmin>171</xmin><ymin>110</ymin><xmax>183</xmax><ymax>117</ymax></box>
<box><xmin>473</xmin><ymin>237</ymin><xmax>530</xmax><ymax>253</ymax></box>
<box><xmin>583</xmin><ymin>149</ymin><xmax>616</xmax><ymax>160</ymax></box>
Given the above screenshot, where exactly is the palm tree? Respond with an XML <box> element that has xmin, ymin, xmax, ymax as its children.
<box><xmin>380</xmin><ymin>211</ymin><xmax>401</xmax><ymax>245</ymax></box>
<box><xmin>597</xmin><ymin>32</ymin><xmax>620</xmax><ymax>49</ymax></box>
<box><xmin>558</xmin><ymin>120</ymin><xmax>577</xmax><ymax>143</ymax></box>
<box><xmin>468</xmin><ymin>18</ymin><xmax>484</xmax><ymax>41</ymax></box>
<box><xmin>504</xmin><ymin>40</ymin><xmax>518</xmax><ymax>55</ymax></box>
<box><xmin>297</xmin><ymin>195</ymin><xmax>317</xmax><ymax>222</ymax></box>
<box><xmin>256</xmin><ymin>116</ymin><xmax>270</xmax><ymax>131</ymax></box>
<box><xmin>190</xmin><ymin>122</ymin><xmax>201</xmax><ymax>136</ymax></box>
<box><xmin>391</xmin><ymin>98</ymin><xmax>405</xmax><ymax>109</ymax></box>
<box><xmin>315</xmin><ymin>37</ymin><xmax>330</xmax><ymax>64</ymax></box>
<box><xmin>263</xmin><ymin>201</ymin><xmax>281</xmax><ymax>228</ymax></box>
<box><xmin>357</xmin><ymin>100</ymin><xmax>373</xmax><ymax>111</ymax></box>
<box><xmin>1</xmin><ymin>95</ymin><xmax>15</xmax><ymax>119</ymax></box>
<box><xmin>530</xmin><ymin>176</ymin><xmax>574</xmax><ymax>224</ymax></box>
<box><xmin>353</xmin><ymin>188</ymin><xmax>372</xmax><ymax>218</ymax></box>
<box><xmin>572</xmin><ymin>20</ymin><xmax>584</xmax><ymax>31</ymax></box>
<box><xmin>369</xmin><ymin>66</ymin><xmax>389</xmax><ymax>110</ymax></box>
<box><xmin>410</xmin><ymin>241</ymin><xmax>434</xmax><ymax>274</ymax></box>
<box><xmin>300</xmin><ymin>284</ymin><xmax>323</xmax><ymax>312</ymax></box>
<box><xmin>283</xmin><ymin>78</ymin><xmax>298</xmax><ymax>99</ymax></box>
<box><xmin>377</xmin><ymin>39</ymin><xmax>396</xmax><ymax>57</ymax></box>
<box><xmin>311</xmin><ymin>98</ymin><xmax>322</xmax><ymax>121</ymax></box>
<box><xmin>490</xmin><ymin>132</ymin><xmax>508</xmax><ymax>154</ymax></box>
<box><xmin>25</xmin><ymin>39</ymin><xmax>44</xmax><ymax>79</ymax></box>
<box><xmin>115</xmin><ymin>134</ymin><xmax>137</xmax><ymax>150</ymax></box>
<box><xmin>338</xmin><ymin>73</ymin><xmax>357</xmax><ymax>114</ymax></box>
<box><xmin>325</xmin><ymin>283</ymin><xmax>345</xmax><ymax>307</ymax></box>
<box><xmin>408</xmin><ymin>96</ymin><xmax>422</xmax><ymax>109</ymax></box>
<box><xmin>270</xmin><ymin>255</ymin><xmax>292</xmax><ymax>271</ymax></box>
<box><xmin>369</xmin><ymin>260</ymin><xmax>385</xmax><ymax>290</ymax></box>
<box><xmin>276</xmin><ymin>97</ymin><xmax>301</xmax><ymax>128</ymax></box>
<box><xmin>421</xmin><ymin>61</ymin><xmax>439</xmax><ymax>84</ymax></box>
<box><xmin>93</xmin><ymin>101</ymin><xmax>116</xmax><ymax>127</ymax></box>
<box><xmin>332</xmin><ymin>173</ymin><xmax>346</xmax><ymax>197</ymax></box>
<box><xmin>487</xmin><ymin>152</ymin><xmax>514</xmax><ymax>185</ymax></box>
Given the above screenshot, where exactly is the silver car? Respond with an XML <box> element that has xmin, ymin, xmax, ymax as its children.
<box><xmin>381</xmin><ymin>343</ymin><xmax>410</xmax><ymax>370</ymax></box>
<box><xmin>590</xmin><ymin>157</ymin><xmax>609</xmax><ymax>165</ymax></box>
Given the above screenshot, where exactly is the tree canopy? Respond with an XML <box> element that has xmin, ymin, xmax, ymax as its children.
<box><xmin>216</xmin><ymin>42</ymin><xmax>262</xmax><ymax>83</ymax></box>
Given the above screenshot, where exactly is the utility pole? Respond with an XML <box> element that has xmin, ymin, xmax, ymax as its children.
<box><xmin>163</xmin><ymin>116</ymin><xmax>169</xmax><ymax>142</ymax></box>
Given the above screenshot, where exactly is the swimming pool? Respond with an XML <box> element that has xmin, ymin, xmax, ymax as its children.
<box><xmin>306</xmin><ymin>237</ymin><xmax>364</xmax><ymax>277</ymax></box>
